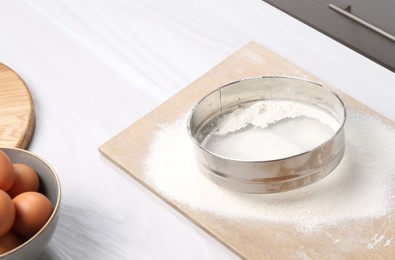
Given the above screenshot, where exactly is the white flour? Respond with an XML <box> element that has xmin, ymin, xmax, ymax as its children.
<box><xmin>144</xmin><ymin>110</ymin><xmax>395</xmax><ymax>230</ymax></box>
<box><xmin>201</xmin><ymin>100</ymin><xmax>340</xmax><ymax>160</ymax></box>
<box><xmin>212</xmin><ymin>100</ymin><xmax>340</xmax><ymax>135</ymax></box>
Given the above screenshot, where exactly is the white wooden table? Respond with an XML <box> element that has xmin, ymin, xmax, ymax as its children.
<box><xmin>0</xmin><ymin>0</ymin><xmax>394</xmax><ymax>259</ymax></box>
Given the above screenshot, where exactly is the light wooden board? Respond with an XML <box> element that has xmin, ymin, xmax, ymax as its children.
<box><xmin>0</xmin><ymin>63</ymin><xmax>35</xmax><ymax>148</ymax></box>
<box><xmin>99</xmin><ymin>42</ymin><xmax>395</xmax><ymax>259</ymax></box>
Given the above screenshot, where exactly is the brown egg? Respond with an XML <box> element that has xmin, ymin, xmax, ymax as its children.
<box><xmin>7</xmin><ymin>164</ymin><xmax>40</xmax><ymax>198</ymax></box>
<box><xmin>0</xmin><ymin>150</ymin><xmax>15</xmax><ymax>191</ymax></box>
<box><xmin>12</xmin><ymin>192</ymin><xmax>53</xmax><ymax>238</ymax></box>
<box><xmin>0</xmin><ymin>190</ymin><xmax>15</xmax><ymax>237</ymax></box>
<box><xmin>0</xmin><ymin>231</ymin><xmax>22</xmax><ymax>255</ymax></box>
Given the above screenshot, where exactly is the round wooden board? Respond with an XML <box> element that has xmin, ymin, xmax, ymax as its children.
<box><xmin>0</xmin><ymin>63</ymin><xmax>35</xmax><ymax>148</ymax></box>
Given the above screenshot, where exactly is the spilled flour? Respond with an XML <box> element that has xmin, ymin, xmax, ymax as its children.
<box><xmin>144</xmin><ymin>110</ymin><xmax>395</xmax><ymax>230</ymax></box>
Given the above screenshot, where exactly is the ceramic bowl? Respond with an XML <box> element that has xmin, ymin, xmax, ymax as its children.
<box><xmin>0</xmin><ymin>148</ymin><xmax>61</xmax><ymax>260</ymax></box>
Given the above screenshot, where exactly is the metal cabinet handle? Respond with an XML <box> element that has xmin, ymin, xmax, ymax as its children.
<box><xmin>329</xmin><ymin>3</ymin><xmax>395</xmax><ymax>43</ymax></box>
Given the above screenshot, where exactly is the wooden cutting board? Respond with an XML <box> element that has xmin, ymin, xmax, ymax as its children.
<box><xmin>0</xmin><ymin>63</ymin><xmax>35</xmax><ymax>148</ymax></box>
<box><xmin>99</xmin><ymin>42</ymin><xmax>395</xmax><ymax>259</ymax></box>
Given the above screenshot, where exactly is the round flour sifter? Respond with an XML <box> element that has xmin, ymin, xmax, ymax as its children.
<box><xmin>187</xmin><ymin>76</ymin><xmax>346</xmax><ymax>193</ymax></box>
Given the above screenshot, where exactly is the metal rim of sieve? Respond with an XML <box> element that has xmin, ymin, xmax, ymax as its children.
<box><xmin>187</xmin><ymin>76</ymin><xmax>346</xmax><ymax>193</ymax></box>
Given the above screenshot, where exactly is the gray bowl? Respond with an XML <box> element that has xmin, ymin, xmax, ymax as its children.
<box><xmin>187</xmin><ymin>76</ymin><xmax>346</xmax><ymax>193</ymax></box>
<box><xmin>0</xmin><ymin>148</ymin><xmax>61</xmax><ymax>260</ymax></box>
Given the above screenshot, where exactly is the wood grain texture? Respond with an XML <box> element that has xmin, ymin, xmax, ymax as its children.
<box><xmin>99</xmin><ymin>42</ymin><xmax>395</xmax><ymax>259</ymax></box>
<box><xmin>0</xmin><ymin>63</ymin><xmax>35</xmax><ymax>148</ymax></box>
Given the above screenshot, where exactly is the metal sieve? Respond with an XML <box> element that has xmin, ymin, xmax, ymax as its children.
<box><xmin>187</xmin><ymin>76</ymin><xmax>346</xmax><ymax>193</ymax></box>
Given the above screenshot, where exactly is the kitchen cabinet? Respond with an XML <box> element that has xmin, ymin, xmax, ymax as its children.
<box><xmin>262</xmin><ymin>0</ymin><xmax>395</xmax><ymax>72</ymax></box>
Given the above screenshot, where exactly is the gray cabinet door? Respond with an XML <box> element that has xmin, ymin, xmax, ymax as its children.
<box><xmin>263</xmin><ymin>0</ymin><xmax>395</xmax><ymax>72</ymax></box>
